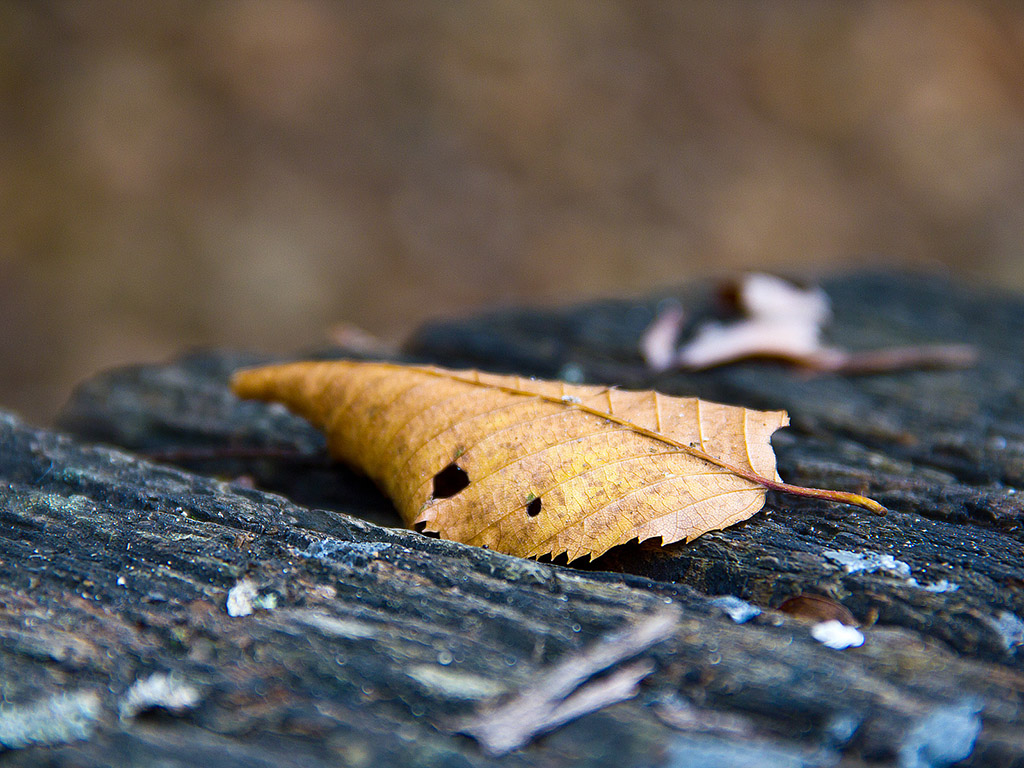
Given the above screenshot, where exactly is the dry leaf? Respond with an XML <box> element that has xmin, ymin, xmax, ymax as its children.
<box><xmin>642</xmin><ymin>273</ymin><xmax>977</xmax><ymax>373</ymax></box>
<box><xmin>640</xmin><ymin>301</ymin><xmax>686</xmax><ymax>372</ymax></box>
<box><xmin>676</xmin><ymin>273</ymin><xmax>830</xmax><ymax>370</ymax></box>
<box><xmin>777</xmin><ymin>594</ymin><xmax>858</xmax><ymax>626</ymax></box>
<box><xmin>231</xmin><ymin>361</ymin><xmax>881</xmax><ymax>560</ymax></box>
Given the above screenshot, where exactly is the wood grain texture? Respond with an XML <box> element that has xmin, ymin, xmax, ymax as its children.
<box><xmin>43</xmin><ymin>273</ymin><xmax>1024</xmax><ymax>766</ymax></box>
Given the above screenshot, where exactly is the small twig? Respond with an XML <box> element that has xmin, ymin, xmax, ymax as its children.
<box><xmin>456</xmin><ymin>608</ymin><xmax>678</xmax><ymax>756</ymax></box>
<box><xmin>798</xmin><ymin>344</ymin><xmax>979</xmax><ymax>374</ymax></box>
<box><xmin>675</xmin><ymin>342</ymin><xmax>978</xmax><ymax>375</ymax></box>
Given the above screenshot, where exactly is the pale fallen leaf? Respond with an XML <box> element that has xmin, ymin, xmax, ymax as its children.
<box><xmin>327</xmin><ymin>322</ymin><xmax>397</xmax><ymax>356</ymax></box>
<box><xmin>119</xmin><ymin>674</ymin><xmax>202</xmax><ymax>720</ymax></box>
<box><xmin>678</xmin><ymin>273</ymin><xmax>829</xmax><ymax>370</ymax></box>
<box><xmin>644</xmin><ymin>273</ymin><xmax>976</xmax><ymax>373</ymax></box>
<box><xmin>737</xmin><ymin>272</ymin><xmax>831</xmax><ymax>325</ymax></box>
<box><xmin>640</xmin><ymin>301</ymin><xmax>686</xmax><ymax>372</ymax></box>
<box><xmin>677</xmin><ymin>314</ymin><xmax>826</xmax><ymax>370</ymax></box>
<box><xmin>231</xmin><ymin>360</ymin><xmax>881</xmax><ymax>561</ymax></box>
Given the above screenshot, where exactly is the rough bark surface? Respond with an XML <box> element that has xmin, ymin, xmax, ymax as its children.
<box><xmin>2</xmin><ymin>273</ymin><xmax>1021</xmax><ymax>766</ymax></box>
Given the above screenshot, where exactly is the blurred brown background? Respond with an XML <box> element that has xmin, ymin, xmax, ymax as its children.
<box><xmin>2</xmin><ymin>1</ymin><xmax>1024</xmax><ymax>424</ymax></box>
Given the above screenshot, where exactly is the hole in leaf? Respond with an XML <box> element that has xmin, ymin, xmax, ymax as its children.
<box><xmin>432</xmin><ymin>463</ymin><xmax>469</xmax><ymax>499</ymax></box>
<box><xmin>526</xmin><ymin>497</ymin><xmax>542</xmax><ymax>517</ymax></box>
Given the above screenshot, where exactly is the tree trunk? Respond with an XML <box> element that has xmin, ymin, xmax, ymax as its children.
<box><xmin>1</xmin><ymin>272</ymin><xmax>1020</xmax><ymax>766</ymax></box>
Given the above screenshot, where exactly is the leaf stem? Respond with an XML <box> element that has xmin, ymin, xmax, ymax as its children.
<box><xmin>735</xmin><ymin>474</ymin><xmax>886</xmax><ymax>514</ymax></box>
<box><xmin>667</xmin><ymin>442</ymin><xmax>886</xmax><ymax>514</ymax></box>
<box><xmin>802</xmin><ymin>344</ymin><xmax>978</xmax><ymax>375</ymax></box>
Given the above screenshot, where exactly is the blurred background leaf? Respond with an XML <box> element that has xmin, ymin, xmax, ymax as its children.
<box><xmin>2</xmin><ymin>1</ymin><xmax>1022</xmax><ymax>423</ymax></box>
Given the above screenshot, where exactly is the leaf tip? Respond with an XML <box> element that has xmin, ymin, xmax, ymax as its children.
<box><xmin>827</xmin><ymin>491</ymin><xmax>887</xmax><ymax>515</ymax></box>
<box><xmin>228</xmin><ymin>367</ymin><xmax>266</xmax><ymax>400</ymax></box>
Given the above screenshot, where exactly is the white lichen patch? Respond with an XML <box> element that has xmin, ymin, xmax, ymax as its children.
<box><xmin>0</xmin><ymin>691</ymin><xmax>101</xmax><ymax>749</ymax></box>
<box><xmin>908</xmin><ymin>578</ymin><xmax>960</xmax><ymax>593</ymax></box>
<box><xmin>226</xmin><ymin>579</ymin><xmax>258</xmax><ymax>617</ymax></box>
<box><xmin>710</xmin><ymin>596</ymin><xmax>761</xmax><ymax>624</ymax></box>
<box><xmin>119</xmin><ymin>673</ymin><xmax>201</xmax><ymax>720</ymax></box>
<box><xmin>286</xmin><ymin>609</ymin><xmax>379</xmax><ymax>640</ymax></box>
<box><xmin>300</xmin><ymin>539</ymin><xmax>392</xmax><ymax>567</ymax></box>
<box><xmin>898</xmin><ymin>698</ymin><xmax>982</xmax><ymax>768</ymax></box>
<box><xmin>811</xmin><ymin>620</ymin><xmax>864</xmax><ymax>650</ymax></box>
<box><xmin>254</xmin><ymin>592</ymin><xmax>279</xmax><ymax>611</ymax></box>
<box><xmin>823</xmin><ymin>549</ymin><xmax>911</xmax><ymax>577</ymax></box>
<box><xmin>823</xmin><ymin>549</ymin><xmax>961</xmax><ymax>593</ymax></box>
<box><xmin>983</xmin><ymin>610</ymin><xmax>1024</xmax><ymax>651</ymax></box>
<box><xmin>406</xmin><ymin>664</ymin><xmax>506</xmax><ymax>701</ymax></box>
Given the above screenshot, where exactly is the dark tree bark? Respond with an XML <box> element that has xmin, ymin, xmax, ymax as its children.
<box><xmin>1</xmin><ymin>273</ymin><xmax>1021</xmax><ymax>766</ymax></box>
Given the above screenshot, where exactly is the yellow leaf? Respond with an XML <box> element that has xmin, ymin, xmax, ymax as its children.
<box><xmin>231</xmin><ymin>361</ymin><xmax>880</xmax><ymax>561</ymax></box>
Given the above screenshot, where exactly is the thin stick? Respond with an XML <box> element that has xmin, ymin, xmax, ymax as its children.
<box><xmin>805</xmin><ymin>344</ymin><xmax>978</xmax><ymax>374</ymax></box>
<box><xmin>456</xmin><ymin>609</ymin><xmax>678</xmax><ymax>755</ymax></box>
